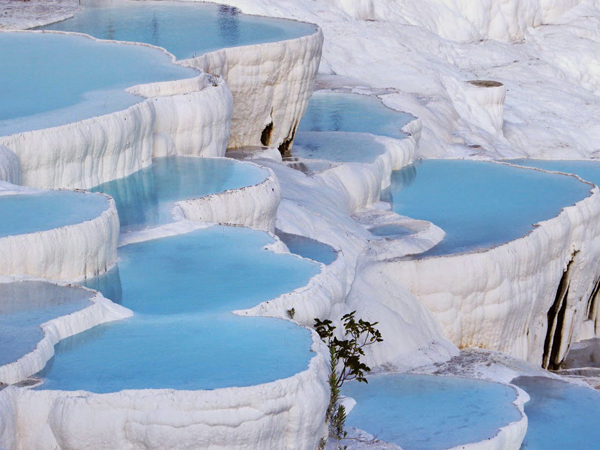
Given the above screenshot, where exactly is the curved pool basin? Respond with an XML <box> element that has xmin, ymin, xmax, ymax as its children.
<box><xmin>276</xmin><ymin>230</ymin><xmax>337</xmax><ymax>265</ymax></box>
<box><xmin>298</xmin><ymin>92</ymin><xmax>413</xmax><ymax>139</ymax></box>
<box><xmin>40</xmin><ymin>0</ymin><xmax>317</xmax><ymax>60</ymax></box>
<box><xmin>90</xmin><ymin>157</ymin><xmax>268</xmax><ymax>232</ymax></box>
<box><xmin>292</xmin><ymin>131</ymin><xmax>387</xmax><ymax>164</ymax></box>
<box><xmin>512</xmin><ymin>376</ymin><xmax>600</xmax><ymax>450</ymax></box>
<box><xmin>0</xmin><ymin>281</ymin><xmax>94</xmax><ymax>367</ymax></box>
<box><xmin>36</xmin><ymin>227</ymin><xmax>321</xmax><ymax>392</ymax></box>
<box><xmin>0</xmin><ymin>32</ymin><xmax>196</xmax><ymax>136</ymax></box>
<box><xmin>343</xmin><ymin>374</ymin><xmax>521</xmax><ymax>450</ymax></box>
<box><xmin>0</xmin><ymin>190</ymin><xmax>109</xmax><ymax>238</ymax></box>
<box><xmin>389</xmin><ymin>160</ymin><xmax>591</xmax><ymax>256</ymax></box>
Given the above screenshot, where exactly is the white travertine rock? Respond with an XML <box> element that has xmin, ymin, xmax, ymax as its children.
<box><xmin>0</xmin><ymin>284</ymin><xmax>132</xmax><ymax>386</ymax></box>
<box><xmin>0</xmin><ymin>189</ymin><xmax>119</xmax><ymax>281</ymax></box>
<box><xmin>182</xmin><ymin>26</ymin><xmax>324</xmax><ymax>150</ymax></box>
<box><xmin>447</xmin><ymin>80</ymin><xmax>507</xmax><ymax>138</ymax></box>
<box><xmin>323</xmin><ymin>0</ymin><xmax>580</xmax><ymax>42</ymax></box>
<box><xmin>0</xmin><ymin>146</ymin><xmax>20</xmax><ymax>185</ymax></box>
<box><xmin>174</xmin><ymin>162</ymin><xmax>281</xmax><ymax>232</ymax></box>
<box><xmin>0</xmin><ymin>386</ymin><xmax>18</xmax><ymax>450</ymax></box>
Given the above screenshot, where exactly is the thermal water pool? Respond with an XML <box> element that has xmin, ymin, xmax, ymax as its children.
<box><xmin>36</xmin><ymin>227</ymin><xmax>320</xmax><ymax>392</ymax></box>
<box><xmin>292</xmin><ymin>132</ymin><xmax>388</xmax><ymax>164</ymax></box>
<box><xmin>0</xmin><ymin>282</ymin><xmax>93</xmax><ymax>367</ymax></box>
<box><xmin>389</xmin><ymin>160</ymin><xmax>591</xmax><ymax>256</ymax></box>
<box><xmin>0</xmin><ymin>190</ymin><xmax>109</xmax><ymax>238</ymax></box>
<box><xmin>342</xmin><ymin>374</ymin><xmax>521</xmax><ymax>450</ymax></box>
<box><xmin>298</xmin><ymin>92</ymin><xmax>413</xmax><ymax>139</ymax></box>
<box><xmin>90</xmin><ymin>157</ymin><xmax>268</xmax><ymax>232</ymax></box>
<box><xmin>276</xmin><ymin>231</ymin><xmax>337</xmax><ymax>265</ymax></box>
<box><xmin>40</xmin><ymin>0</ymin><xmax>317</xmax><ymax>60</ymax></box>
<box><xmin>0</xmin><ymin>32</ymin><xmax>196</xmax><ymax>136</ymax></box>
<box><xmin>512</xmin><ymin>376</ymin><xmax>600</xmax><ymax>449</ymax></box>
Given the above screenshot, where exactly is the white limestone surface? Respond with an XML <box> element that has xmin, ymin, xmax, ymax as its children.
<box><xmin>0</xmin><ymin>32</ymin><xmax>232</xmax><ymax>189</ymax></box>
<box><xmin>182</xmin><ymin>25</ymin><xmax>323</xmax><ymax>150</ymax></box>
<box><xmin>0</xmin><ymin>0</ymin><xmax>78</xmax><ymax>30</ymax></box>
<box><xmin>386</xmin><ymin>177</ymin><xmax>600</xmax><ymax>367</ymax></box>
<box><xmin>0</xmin><ymin>386</ymin><xmax>18</xmax><ymax>450</ymax></box>
<box><xmin>0</xmin><ymin>146</ymin><xmax>21</xmax><ymax>185</ymax></box>
<box><xmin>0</xmin><ymin>185</ymin><xmax>119</xmax><ymax>281</ymax></box>
<box><xmin>0</xmin><ymin>280</ymin><xmax>132</xmax><ymax>386</ymax></box>
<box><xmin>174</xmin><ymin>162</ymin><xmax>281</xmax><ymax>233</ymax></box>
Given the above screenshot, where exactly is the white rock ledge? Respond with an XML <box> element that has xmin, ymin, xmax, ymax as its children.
<box><xmin>0</xmin><ymin>31</ymin><xmax>232</xmax><ymax>189</ymax></box>
<box><xmin>0</xmin><ymin>280</ymin><xmax>132</xmax><ymax>386</ymax></box>
<box><xmin>182</xmin><ymin>25</ymin><xmax>324</xmax><ymax>151</ymax></box>
<box><xmin>0</xmin><ymin>188</ymin><xmax>119</xmax><ymax>281</ymax></box>
<box><xmin>174</xmin><ymin>160</ymin><xmax>282</xmax><ymax>233</ymax></box>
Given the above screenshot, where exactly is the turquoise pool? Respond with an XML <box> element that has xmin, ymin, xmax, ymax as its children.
<box><xmin>0</xmin><ymin>32</ymin><xmax>196</xmax><ymax>136</ymax></box>
<box><xmin>40</xmin><ymin>0</ymin><xmax>317</xmax><ymax>60</ymax></box>
<box><xmin>90</xmin><ymin>157</ymin><xmax>267</xmax><ymax>232</ymax></box>
<box><xmin>389</xmin><ymin>160</ymin><xmax>591</xmax><ymax>256</ymax></box>
<box><xmin>36</xmin><ymin>227</ymin><xmax>320</xmax><ymax>392</ymax></box>
<box><xmin>0</xmin><ymin>282</ymin><xmax>93</xmax><ymax>366</ymax></box>
<box><xmin>343</xmin><ymin>374</ymin><xmax>521</xmax><ymax>450</ymax></box>
<box><xmin>0</xmin><ymin>190</ymin><xmax>108</xmax><ymax>238</ymax></box>
<box><xmin>292</xmin><ymin>131</ymin><xmax>387</xmax><ymax>164</ymax></box>
<box><xmin>277</xmin><ymin>231</ymin><xmax>337</xmax><ymax>265</ymax></box>
<box><xmin>298</xmin><ymin>92</ymin><xmax>413</xmax><ymax>139</ymax></box>
<box><xmin>512</xmin><ymin>376</ymin><xmax>600</xmax><ymax>449</ymax></box>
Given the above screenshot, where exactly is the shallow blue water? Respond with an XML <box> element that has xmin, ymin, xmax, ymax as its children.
<box><xmin>90</xmin><ymin>157</ymin><xmax>267</xmax><ymax>232</ymax></box>
<box><xmin>37</xmin><ymin>227</ymin><xmax>320</xmax><ymax>392</ymax></box>
<box><xmin>368</xmin><ymin>224</ymin><xmax>412</xmax><ymax>239</ymax></box>
<box><xmin>389</xmin><ymin>160</ymin><xmax>591</xmax><ymax>256</ymax></box>
<box><xmin>292</xmin><ymin>132</ymin><xmax>387</xmax><ymax>163</ymax></box>
<box><xmin>0</xmin><ymin>282</ymin><xmax>93</xmax><ymax>366</ymax></box>
<box><xmin>343</xmin><ymin>374</ymin><xmax>521</xmax><ymax>450</ymax></box>
<box><xmin>0</xmin><ymin>191</ymin><xmax>108</xmax><ymax>238</ymax></box>
<box><xmin>277</xmin><ymin>231</ymin><xmax>337</xmax><ymax>265</ymax></box>
<box><xmin>512</xmin><ymin>376</ymin><xmax>600</xmax><ymax>450</ymax></box>
<box><xmin>298</xmin><ymin>92</ymin><xmax>413</xmax><ymax>139</ymax></box>
<box><xmin>0</xmin><ymin>32</ymin><xmax>196</xmax><ymax>136</ymax></box>
<box><xmin>41</xmin><ymin>0</ymin><xmax>316</xmax><ymax>60</ymax></box>
<box><xmin>510</xmin><ymin>159</ymin><xmax>600</xmax><ymax>186</ymax></box>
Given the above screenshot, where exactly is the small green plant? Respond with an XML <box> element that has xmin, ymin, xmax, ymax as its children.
<box><xmin>314</xmin><ymin>311</ymin><xmax>383</xmax><ymax>445</ymax></box>
<box><xmin>287</xmin><ymin>307</ymin><xmax>296</xmax><ymax>320</ymax></box>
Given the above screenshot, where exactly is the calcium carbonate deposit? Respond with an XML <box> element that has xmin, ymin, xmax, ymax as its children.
<box><xmin>2</xmin><ymin>0</ymin><xmax>600</xmax><ymax>449</ymax></box>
